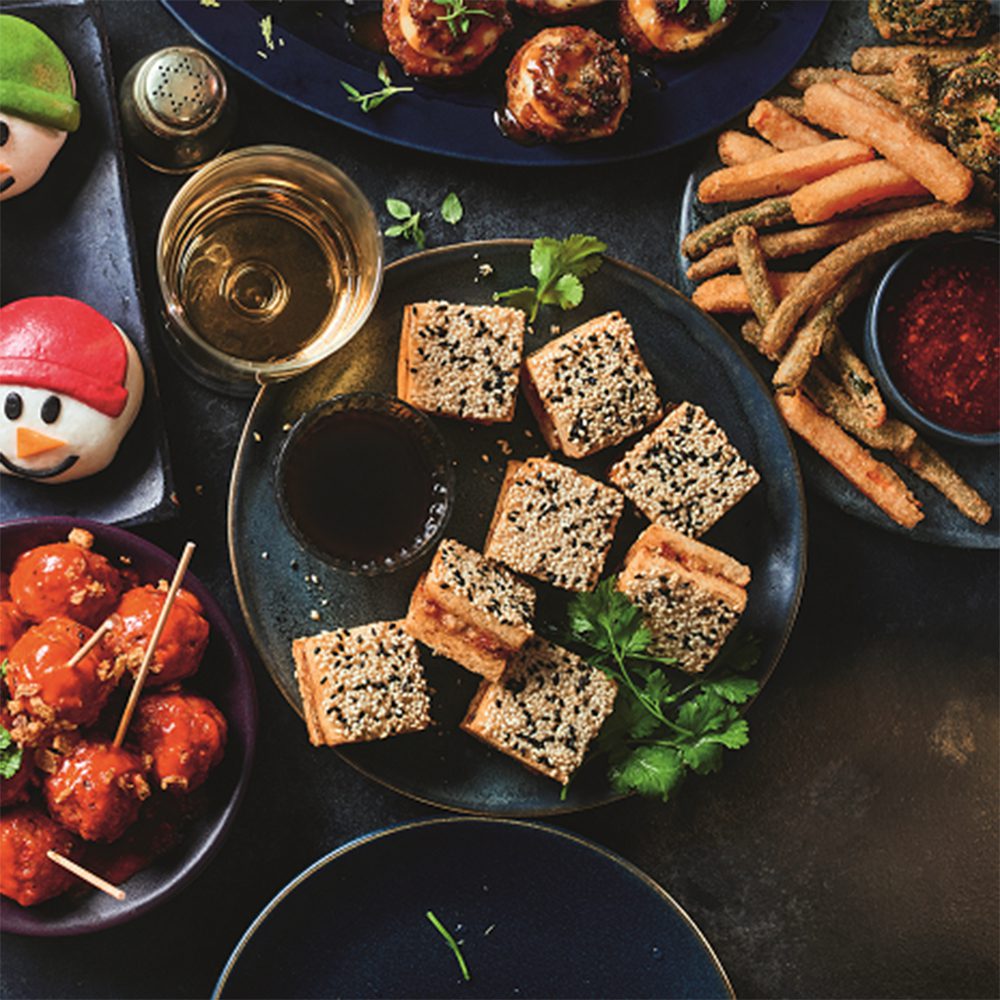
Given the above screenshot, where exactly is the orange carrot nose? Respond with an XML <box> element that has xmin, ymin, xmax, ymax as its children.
<box><xmin>16</xmin><ymin>427</ymin><xmax>66</xmax><ymax>458</ymax></box>
<box><xmin>0</xmin><ymin>164</ymin><xmax>9</xmax><ymax>174</ymax></box>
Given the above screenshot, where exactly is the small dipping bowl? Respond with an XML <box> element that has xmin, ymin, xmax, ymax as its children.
<box><xmin>865</xmin><ymin>231</ymin><xmax>1000</xmax><ymax>448</ymax></box>
<box><xmin>276</xmin><ymin>393</ymin><xmax>454</xmax><ymax>575</ymax></box>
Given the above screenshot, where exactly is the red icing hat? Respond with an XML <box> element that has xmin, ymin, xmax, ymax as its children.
<box><xmin>0</xmin><ymin>297</ymin><xmax>129</xmax><ymax>418</ymax></box>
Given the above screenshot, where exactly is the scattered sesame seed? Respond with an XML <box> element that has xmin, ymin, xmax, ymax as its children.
<box><xmin>309</xmin><ymin>609</ymin><xmax>321</xmax><ymax>621</ymax></box>
<box><xmin>119</xmin><ymin>555</ymin><xmax>132</xmax><ymax>566</ymax></box>
<box><xmin>478</xmin><ymin>263</ymin><xmax>494</xmax><ymax>277</ymax></box>
<box><xmin>481</xmin><ymin>454</ymin><xmax>490</xmax><ymax>463</ymax></box>
<box><xmin>252</xmin><ymin>431</ymin><xmax>262</xmax><ymax>442</ymax></box>
<box><xmin>282</xmin><ymin>422</ymin><xmax>292</xmax><ymax>432</ymax></box>
<box><xmin>194</xmin><ymin>483</ymin><xmax>204</xmax><ymax>495</ymax></box>
<box><xmin>256</xmin><ymin>50</ymin><xmax>267</xmax><ymax>59</ymax></box>
<box><xmin>310</xmin><ymin>574</ymin><xmax>319</xmax><ymax>585</ymax></box>
<box><xmin>261</xmin><ymin>551</ymin><xmax>269</xmax><ymax>560</ymax></box>
<box><xmin>484</xmin><ymin>924</ymin><xmax>495</xmax><ymax>936</ymax></box>
<box><xmin>169</xmin><ymin>491</ymin><xmax>180</xmax><ymax>507</ymax></box>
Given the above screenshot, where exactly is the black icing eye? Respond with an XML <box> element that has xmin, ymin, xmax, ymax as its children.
<box><xmin>41</xmin><ymin>395</ymin><xmax>61</xmax><ymax>424</ymax></box>
<box><xmin>4</xmin><ymin>392</ymin><xmax>22</xmax><ymax>420</ymax></box>
<box><xmin>0</xmin><ymin>121</ymin><xmax>8</xmax><ymax>147</ymax></box>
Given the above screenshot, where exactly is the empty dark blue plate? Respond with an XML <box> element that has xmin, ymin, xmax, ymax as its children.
<box><xmin>161</xmin><ymin>0</ymin><xmax>829</xmax><ymax>167</ymax></box>
<box><xmin>214</xmin><ymin>818</ymin><xmax>733</xmax><ymax>999</ymax></box>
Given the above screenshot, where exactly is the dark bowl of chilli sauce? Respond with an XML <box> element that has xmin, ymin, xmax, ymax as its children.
<box><xmin>865</xmin><ymin>231</ymin><xmax>1000</xmax><ymax>448</ymax></box>
<box><xmin>276</xmin><ymin>393</ymin><xmax>454</xmax><ymax>575</ymax></box>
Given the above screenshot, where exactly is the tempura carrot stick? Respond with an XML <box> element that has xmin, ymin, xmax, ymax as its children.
<box><xmin>776</xmin><ymin>391</ymin><xmax>923</xmax><ymax>529</ymax></box>
<box><xmin>691</xmin><ymin>272</ymin><xmax>805</xmax><ymax>314</ymax></box>
<box><xmin>733</xmin><ymin>226</ymin><xmax>777</xmax><ymax>324</ymax></box>
<box><xmin>682</xmin><ymin>197</ymin><xmax>794</xmax><ymax>260</ymax></box>
<box><xmin>899</xmin><ymin>439</ymin><xmax>993</xmax><ymax>525</ymax></box>
<box><xmin>717</xmin><ymin>130</ymin><xmax>778</xmax><ymax>166</ymax></box>
<box><xmin>686</xmin><ymin>214</ymin><xmax>896</xmax><ymax>282</ymax></box>
<box><xmin>790</xmin><ymin>160</ymin><xmax>928</xmax><ymax>225</ymax></box>
<box><xmin>802</xmin><ymin>81</ymin><xmax>973</xmax><ymax>204</ymax></box>
<box><xmin>759</xmin><ymin>202</ymin><xmax>995</xmax><ymax>356</ymax></box>
<box><xmin>697</xmin><ymin>139</ymin><xmax>873</xmax><ymax>204</ymax></box>
<box><xmin>748</xmin><ymin>99</ymin><xmax>826</xmax><ymax>150</ymax></box>
<box><xmin>851</xmin><ymin>37</ymin><xmax>997</xmax><ymax>73</ymax></box>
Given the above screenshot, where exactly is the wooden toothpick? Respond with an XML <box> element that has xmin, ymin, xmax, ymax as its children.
<box><xmin>46</xmin><ymin>851</ymin><xmax>126</xmax><ymax>901</ymax></box>
<box><xmin>66</xmin><ymin>619</ymin><xmax>113</xmax><ymax>668</ymax></box>
<box><xmin>113</xmin><ymin>542</ymin><xmax>196</xmax><ymax>748</ymax></box>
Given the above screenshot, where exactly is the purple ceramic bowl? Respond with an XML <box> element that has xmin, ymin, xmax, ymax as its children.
<box><xmin>0</xmin><ymin>517</ymin><xmax>257</xmax><ymax>936</ymax></box>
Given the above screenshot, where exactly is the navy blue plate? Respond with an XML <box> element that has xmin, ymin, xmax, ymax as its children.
<box><xmin>227</xmin><ymin>240</ymin><xmax>806</xmax><ymax>816</ymax></box>
<box><xmin>161</xmin><ymin>0</ymin><xmax>829</xmax><ymax>167</ymax></box>
<box><xmin>214</xmin><ymin>818</ymin><xmax>733</xmax><ymax>999</ymax></box>
<box><xmin>1</xmin><ymin>1</ymin><xmax>174</xmax><ymax>526</ymax></box>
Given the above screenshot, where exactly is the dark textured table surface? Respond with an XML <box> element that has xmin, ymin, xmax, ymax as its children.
<box><xmin>2</xmin><ymin>2</ymin><xmax>998</xmax><ymax>998</ymax></box>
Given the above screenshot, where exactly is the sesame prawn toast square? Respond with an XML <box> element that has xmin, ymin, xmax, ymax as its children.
<box><xmin>484</xmin><ymin>458</ymin><xmax>625</xmax><ymax>592</ymax></box>
<box><xmin>292</xmin><ymin>620</ymin><xmax>431</xmax><ymax>747</ymax></box>
<box><xmin>461</xmin><ymin>637</ymin><xmax>618</xmax><ymax>785</ymax></box>
<box><xmin>397</xmin><ymin>301</ymin><xmax>525</xmax><ymax>423</ymax></box>
<box><xmin>404</xmin><ymin>538</ymin><xmax>536</xmax><ymax>682</ymax></box>
<box><xmin>618</xmin><ymin>523</ymin><xmax>749</xmax><ymax>673</ymax></box>
<box><xmin>522</xmin><ymin>311</ymin><xmax>663</xmax><ymax>458</ymax></box>
<box><xmin>608</xmin><ymin>401</ymin><xmax>760</xmax><ymax>537</ymax></box>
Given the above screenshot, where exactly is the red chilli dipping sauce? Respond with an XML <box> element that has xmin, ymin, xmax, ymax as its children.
<box><xmin>880</xmin><ymin>240</ymin><xmax>999</xmax><ymax>435</ymax></box>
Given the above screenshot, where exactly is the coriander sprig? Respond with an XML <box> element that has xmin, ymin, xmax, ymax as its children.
<box><xmin>564</xmin><ymin>578</ymin><xmax>760</xmax><ymax>802</ymax></box>
<box><xmin>341</xmin><ymin>61</ymin><xmax>414</xmax><ymax>113</ymax></box>
<box><xmin>385</xmin><ymin>198</ymin><xmax>426</xmax><ymax>248</ymax></box>
<box><xmin>435</xmin><ymin>0</ymin><xmax>493</xmax><ymax>37</ymax></box>
<box><xmin>677</xmin><ymin>0</ymin><xmax>729</xmax><ymax>23</ymax></box>
<box><xmin>494</xmin><ymin>234</ymin><xmax>606</xmax><ymax>322</ymax></box>
<box><xmin>0</xmin><ymin>723</ymin><xmax>23</xmax><ymax>781</ymax></box>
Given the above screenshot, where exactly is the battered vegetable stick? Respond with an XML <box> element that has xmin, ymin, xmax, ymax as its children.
<box><xmin>697</xmin><ymin>139</ymin><xmax>874</xmax><ymax>203</ymax></box>
<box><xmin>776</xmin><ymin>391</ymin><xmax>923</xmax><ymax>528</ymax></box>
<box><xmin>773</xmin><ymin>261</ymin><xmax>880</xmax><ymax>391</ymax></box>
<box><xmin>717</xmin><ymin>130</ymin><xmax>778</xmax><ymax>166</ymax></box>
<box><xmin>682</xmin><ymin>197</ymin><xmax>794</xmax><ymax>260</ymax></box>
<box><xmin>804</xmin><ymin>368</ymin><xmax>917</xmax><ymax>453</ymax></box>
<box><xmin>899</xmin><ymin>440</ymin><xmax>993</xmax><ymax>525</ymax></box>
<box><xmin>747</xmin><ymin>99</ymin><xmax>826</xmax><ymax>150</ymax></box>
<box><xmin>833</xmin><ymin>74</ymin><xmax>934</xmax><ymax>137</ymax></box>
<box><xmin>822</xmin><ymin>327</ymin><xmax>888</xmax><ymax>427</ymax></box>
<box><xmin>691</xmin><ymin>272</ymin><xmax>805</xmax><ymax>315</ymax></box>
<box><xmin>732</xmin><ymin>226</ymin><xmax>777</xmax><ymax>325</ymax></box>
<box><xmin>686</xmin><ymin>215</ymin><xmax>894</xmax><ymax>282</ymax></box>
<box><xmin>789</xmin><ymin>67</ymin><xmax>899</xmax><ymax>101</ymax></box>
<box><xmin>771</xmin><ymin>95</ymin><xmax>807</xmax><ymax>120</ymax></box>
<box><xmin>758</xmin><ymin>202</ymin><xmax>995</xmax><ymax>356</ymax></box>
<box><xmin>790</xmin><ymin>160</ymin><xmax>928</xmax><ymax>225</ymax></box>
<box><xmin>802</xmin><ymin>82</ymin><xmax>973</xmax><ymax>204</ymax></box>
<box><xmin>851</xmin><ymin>37</ymin><xmax>998</xmax><ymax>73</ymax></box>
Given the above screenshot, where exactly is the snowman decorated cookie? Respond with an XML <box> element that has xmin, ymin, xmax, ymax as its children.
<box><xmin>0</xmin><ymin>297</ymin><xmax>145</xmax><ymax>484</ymax></box>
<box><xmin>0</xmin><ymin>14</ymin><xmax>80</xmax><ymax>201</ymax></box>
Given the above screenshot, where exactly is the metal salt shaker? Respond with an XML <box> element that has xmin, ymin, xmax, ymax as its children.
<box><xmin>119</xmin><ymin>46</ymin><xmax>237</xmax><ymax>173</ymax></box>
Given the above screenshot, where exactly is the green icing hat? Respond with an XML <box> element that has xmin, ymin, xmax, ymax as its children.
<box><xmin>0</xmin><ymin>15</ymin><xmax>80</xmax><ymax>133</ymax></box>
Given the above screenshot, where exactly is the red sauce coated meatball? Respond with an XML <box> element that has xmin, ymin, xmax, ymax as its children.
<box><xmin>5</xmin><ymin>617</ymin><xmax>122</xmax><ymax>743</ymax></box>
<box><xmin>0</xmin><ymin>600</ymin><xmax>27</xmax><ymax>661</ymax></box>
<box><xmin>9</xmin><ymin>532</ymin><xmax>123</xmax><ymax>629</ymax></box>
<box><xmin>44</xmin><ymin>740</ymin><xmax>150</xmax><ymax>843</ymax></box>
<box><xmin>133</xmin><ymin>691</ymin><xmax>227</xmax><ymax>793</ymax></box>
<box><xmin>0</xmin><ymin>805</ymin><xmax>80</xmax><ymax>906</ymax></box>
<box><xmin>107</xmin><ymin>586</ymin><xmax>209</xmax><ymax>688</ymax></box>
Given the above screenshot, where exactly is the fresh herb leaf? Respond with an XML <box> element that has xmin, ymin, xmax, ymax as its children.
<box><xmin>440</xmin><ymin>191</ymin><xmax>463</xmax><ymax>225</ymax></box>
<box><xmin>435</xmin><ymin>0</ymin><xmax>493</xmax><ymax>38</ymax></box>
<box><xmin>199</xmin><ymin>0</ymin><xmax>220</xmax><ymax>7</ymax></box>
<box><xmin>677</xmin><ymin>0</ymin><xmax>690</xmax><ymax>11</ymax></box>
<box><xmin>259</xmin><ymin>14</ymin><xmax>275</xmax><ymax>50</ymax></box>
<box><xmin>0</xmin><ymin>658</ymin><xmax>7</xmax><ymax>679</ymax></box>
<box><xmin>989</xmin><ymin>107</ymin><xmax>1000</xmax><ymax>137</ymax></box>
<box><xmin>562</xmin><ymin>578</ymin><xmax>760</xmax><ymax>803</ymax></box>
<box><xmin>708</xmin><ymin>0</ymin><xmax>728</xmax><ymax>23</ymax></box>
<box><xmin>425</xmin><ymin>910</ymin><xmax>471</xmax><ymax>981</ymax></box>
<box><xmin>0</xmin><ymin>724</ymin><xmax>23</xmax><ymax>781</ymax></box>
<box><xmin>384</xmin><ymin>199</ymin><xmax>426</xmax><ymax>248</ymax></box>
<box><xmin>494</xmin><ymin>234</ymin><xmax>606</xmax><ymax>321</ymax></box>
<box><xmin>340</xmin><ymin>61</ymin><xmax>413</xmax><ymax>113</ymax></box>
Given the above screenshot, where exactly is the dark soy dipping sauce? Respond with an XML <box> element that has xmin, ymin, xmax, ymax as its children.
<box><xmin>280</xmin><ymin>407</ymin><xmax>448</xmax><ymax>567</ymax></box>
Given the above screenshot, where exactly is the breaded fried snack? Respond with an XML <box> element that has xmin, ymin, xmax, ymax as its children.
<box><xmin>618</xmin><ymin>523</ymin><xmax>750</xmax><ymax>672</ymax></box>
<box><xmin>292</xmin><ymin>620</ymin><xmax>431</xmax><ymax>747</ymax></box>
<box><xmin>461</xmin><ymin>637</ymin><xmax>617</xmax><ymax>784</ymax></box>
<box><xmin>608</xmin><ymin>402</ymin><xmax>760</xmax><ymax>537</ymax></box>
<box><xmin>397</xmin><ymin>301</ymin><xmax>525</xmax><ymax>423</ymax></box>
<box><xmin>405</xmin><ymin>539</ymin><xmax>536</xmax><ymax>681</ymax></box>
<box><xmin>484</xmin><ymin>458</ymin><xmax>624</xmax><ymax>592</ymax></box>
<box><xmin>522</xmin><ymin>311</ymin><xmax>663</xmax><ymax>458</ymax></box>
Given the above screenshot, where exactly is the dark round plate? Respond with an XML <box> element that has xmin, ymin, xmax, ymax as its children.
<box><xmin>214</xmin><ymin>818</ymin><xmax>734</xmax><ymax>999</ymax></box>
<box><xmin>676</xmin><ymin>154</ymin><xmax>999</xmax><ymax>551</ymax></box>
<box><xmin>161</xmin><ymin>0</ymin><xmax>829</xmax><ymax>167</ymax></box>
<box><xmin>0</xmin><ymin>517</ymin><xmax>257</xmax><ymax>936</ymax></box>
<box><xmin>227</xmin><ymin>240</ymin><xmax>806</xmax><ymax>816</ymax></box>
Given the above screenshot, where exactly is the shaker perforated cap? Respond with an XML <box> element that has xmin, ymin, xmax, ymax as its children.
<box><xmin>136</xmin><ymin>46</ymin><xmax>226</xmax><ymax>135</ymax></box>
